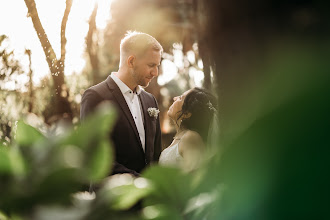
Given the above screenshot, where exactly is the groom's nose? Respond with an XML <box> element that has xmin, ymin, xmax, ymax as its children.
<box><xmin>151</xmin><ymin>68</ymin><xmax>158</xmax><ymax>77</ymax></box>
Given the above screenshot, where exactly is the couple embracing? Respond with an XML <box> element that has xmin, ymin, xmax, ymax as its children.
<box><xmin>80</xmin><ymin>31</ymin><xmax>217</xmax><ymax>181</ymax></box>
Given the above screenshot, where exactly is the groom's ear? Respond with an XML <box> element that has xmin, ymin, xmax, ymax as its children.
<box><xmin>127</xmin><ymin>55</ymin><xmax>135</xmax><ymax>68</ymax></box>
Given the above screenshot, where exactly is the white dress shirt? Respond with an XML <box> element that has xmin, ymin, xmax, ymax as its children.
<box><xmin>111</xmin><ymin>73</ymin><xmax>146</xmax><ymax>152</ymax></box>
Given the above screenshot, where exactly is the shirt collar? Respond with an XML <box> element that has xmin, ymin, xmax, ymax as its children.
<box><xmin>111</xmin><ymin>72</ymin><xmax>142</xmax><ymax>95</ymax></box>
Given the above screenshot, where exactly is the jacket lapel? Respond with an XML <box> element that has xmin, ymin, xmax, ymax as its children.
<box><xmin>139</xmin><ymin>92</ymin><xmax>151</xmax><ymax>156</ymax></box>
<box><xmin>105</xmin><ymin>76</ymin><xmax>143</xmax><ymax>150</ymax></box>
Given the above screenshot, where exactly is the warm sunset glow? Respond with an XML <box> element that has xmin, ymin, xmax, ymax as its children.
<box><xmin>0</xmin><ymin>0</ymin><xmax>112</xmax><ymax>86</ymax></box>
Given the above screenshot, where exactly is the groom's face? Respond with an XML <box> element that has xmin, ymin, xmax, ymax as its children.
<box><xmin>132</xmin><ymin>48</ymin><xmax>161</xmax><ymax>87</ymax></box>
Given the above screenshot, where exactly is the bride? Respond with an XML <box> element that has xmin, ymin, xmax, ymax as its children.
<box><xmin>159</xmin><ymin>87</ymin><xmax>218</xmax><ymax>171</ymax></box>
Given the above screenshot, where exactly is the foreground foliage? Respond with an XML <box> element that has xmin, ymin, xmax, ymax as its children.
<box><xmin>1</xmin><ymin>79</ymin><xmax>330</xmax><ymax>220</ymax></box>
<box><xmin>0</xmin><ymin>101</ymin><xmax>221</xmax><ymax>220</ymax></box>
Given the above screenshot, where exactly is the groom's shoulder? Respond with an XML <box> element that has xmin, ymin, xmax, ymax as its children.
<box><xmin>89</xmin><ymin>79</ymin><xmax>108</xmax><ymax>91</ymax></box>
<box><xmin>85</xmin><ymin>79</ymin><xmax>110</xmax><ymax>97</ymax></box>
<box><xmin>140</xmin><ymin>89</ymin><xmax>157</xmax><ymax>101</ymax></box>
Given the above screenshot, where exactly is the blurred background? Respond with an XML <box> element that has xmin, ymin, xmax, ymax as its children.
<box><xmin>1</xmin><ymin>0</ymin><xmax>330</xmax><ymax>219</ymax></box>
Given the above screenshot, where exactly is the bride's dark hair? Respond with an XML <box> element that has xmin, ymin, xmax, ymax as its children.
<box><xmin>176</xmin><ymin>87</ymin><xmax>218</xmax><ymax>144</ymax></box>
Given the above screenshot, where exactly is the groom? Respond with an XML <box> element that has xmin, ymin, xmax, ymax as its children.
<box><xmin>80</xmin><ymin>31</ymin><xmax>162</xmax><ymax>177</ymax></box>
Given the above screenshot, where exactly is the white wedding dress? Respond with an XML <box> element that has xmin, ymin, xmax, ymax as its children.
<box><xmin>159</xmin><ymin>141</ymin><xmax>183</xmax><ymax>167</ymax></box>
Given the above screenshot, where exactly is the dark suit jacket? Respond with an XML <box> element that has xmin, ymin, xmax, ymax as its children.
<box><xmin>80</xmin><ymin>75</ymin><xmax>162</xmax><ymax>176</ymax></box>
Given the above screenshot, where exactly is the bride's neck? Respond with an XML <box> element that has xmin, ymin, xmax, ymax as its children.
<box><xmin>174</xmin><ymin>127</ymin><xmax>187</xmax><ymax>139</ymax></box>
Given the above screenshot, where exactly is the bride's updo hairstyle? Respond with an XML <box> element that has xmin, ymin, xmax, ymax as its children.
<box><xmin>177</xmin><ymin>87</ymin><xmax>218</xmax><ymax>144</ymax></box>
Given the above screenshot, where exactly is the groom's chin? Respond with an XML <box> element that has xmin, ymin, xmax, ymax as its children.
<box><xmin>141</xmin><ymin>82</ymin><xmax>150</xmax><ymax>88</ymax></box>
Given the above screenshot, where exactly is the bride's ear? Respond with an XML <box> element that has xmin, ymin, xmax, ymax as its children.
<box><xmin>183</xmin><ymin>112</ymin><xmax>192</xmax><ymax>119</ymax></box>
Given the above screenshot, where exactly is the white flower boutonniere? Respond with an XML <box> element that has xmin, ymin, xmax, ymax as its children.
<box><xmin>147</xmin><ymin>107</ymin><xmax>160</xmax><ymax>119</ymax></box>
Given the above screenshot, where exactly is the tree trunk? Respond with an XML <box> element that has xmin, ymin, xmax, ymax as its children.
<box><xmin>24</xmin><ymin>0</ymin><xmax>73</xmax><ymax>122</ymax></box>
<box><xmin>86</xmin><ymin>3</ymin><xmax>100</xmax><ymax>85</ymax></box>
<box><xmin>198</xmin><ymin>40</ymin><xmax>212</xmax><ymax>89</ymax></box>
<box><xmin>193</xmin><ymin>0</ymin><xmax>212</xmax><ymax>90</ymax></box>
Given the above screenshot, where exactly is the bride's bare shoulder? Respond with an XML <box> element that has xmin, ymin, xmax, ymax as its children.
<box><xmin>180</xmin><ymin>130</ymin><xmax>204</xmax><ymax>154</ymax></box>
<box><xmin>182</xmin><ymin>130</ymin><xmax>203</xmax><ymax>143</ymax></box>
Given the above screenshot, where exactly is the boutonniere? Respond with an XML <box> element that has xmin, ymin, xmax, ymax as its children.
<box><xmin>147</xmin><ymin>107</ymin><xmax>160</xmax><ymax>119</ymax></box>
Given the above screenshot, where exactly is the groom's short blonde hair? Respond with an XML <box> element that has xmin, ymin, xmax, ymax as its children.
<box><xmin>119</xmin><ymin>31</ymin><xmax>163</xmax><ymax>67</ymax></box>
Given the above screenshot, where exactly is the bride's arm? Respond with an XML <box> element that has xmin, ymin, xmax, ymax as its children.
<box><xmin>179</xmin><ymin>131</ymin><xmax>205</xmax><ymax>172</ymax></box>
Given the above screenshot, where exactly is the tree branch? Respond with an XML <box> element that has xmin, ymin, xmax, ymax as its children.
<box><xmin>23</xmin><ymin>0</ymin><xmax>57</xmax><ymax>74</ymax></box>
<box><xmin>60</xmin><ymin>0</ymin><xmax>73</xmax><ymax>64</ymax></box>
<box><xmin>86</xmin><ymin>2</ymin><xmax>100</xmax><ymax>84</ymax></box>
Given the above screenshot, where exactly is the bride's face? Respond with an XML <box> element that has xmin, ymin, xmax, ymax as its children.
<box><xmin>167</xmin><ymin>90</ymin><xmax>191</xmax><ymax>121</ymax></box>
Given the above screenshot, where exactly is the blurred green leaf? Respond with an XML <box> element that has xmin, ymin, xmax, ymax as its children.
<box><xmin>142</xmin><ymin>166</ymin><xmax>194</xmax><ymax>216</ymax></box>
<box><xmin>98</xmin><ymin>175</ymin><xmax>153</xmax><ymax>210</ymax></box>
<box><xmin>60</xmin><ymin>102</ymin><xmax>116</xmax><ymax>150</ymax></box>
<box><xmin>15</xmin><ymin>120</ymin><xmax>44</xmax><ymax>147</ymax></box>
<box><xmin>8</xmin><ymin>148</ymin><xmax>25</xmax><ymax>176</ymax></box>
<box><xmin>0</xmin><ymin>147</ymin><xmax>25</xmax><ymax>176</ymax></box>
<box><xmin>54</xmin><ymin>144</ymin><xmax>84</xmax><ymax>169</ymax></box>
<box><xmin>59</xmin><ymin>102</ymin><xmax>116</xmax><ymax>181</ymax></box>
<box><xmin>0</xmin><ymin>148</ymin><xmax>11</xmax><ymax>174</ymax></box>
<box><xmin>142</xmin><ymin>204</ymin><xmax>183</xmax><ymax>220</ymax></box>
<box><xmin>87</xmin><ymin>139</ymin><xmax>113</xmax><ymax>182</ymax></box>
<box><xmin>34</xmin><ymin>168</ymin><xmax>83</xmax><ymax>204</ymax></box>
<box><xmin>0</xmin><ymin>211</ymin><xmax>9</xmax><ymax>220</ymax></box>
<box><xmin>110</xmin><ymin>182</ymin><xmax>152</xmax><ymax>210</ymax></box>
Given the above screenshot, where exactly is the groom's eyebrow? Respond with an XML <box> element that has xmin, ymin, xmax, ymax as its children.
<box><xmin>148</xmin><ymin>62</ymin><xmax>160</xmax><ymax>67</ymax></box>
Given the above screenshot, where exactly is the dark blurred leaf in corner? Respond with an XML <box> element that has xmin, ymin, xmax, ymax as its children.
<box><xmin>216</xmin><ymin>82</ymin><xmax>330</xmax><ymax>220</ymax></box>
